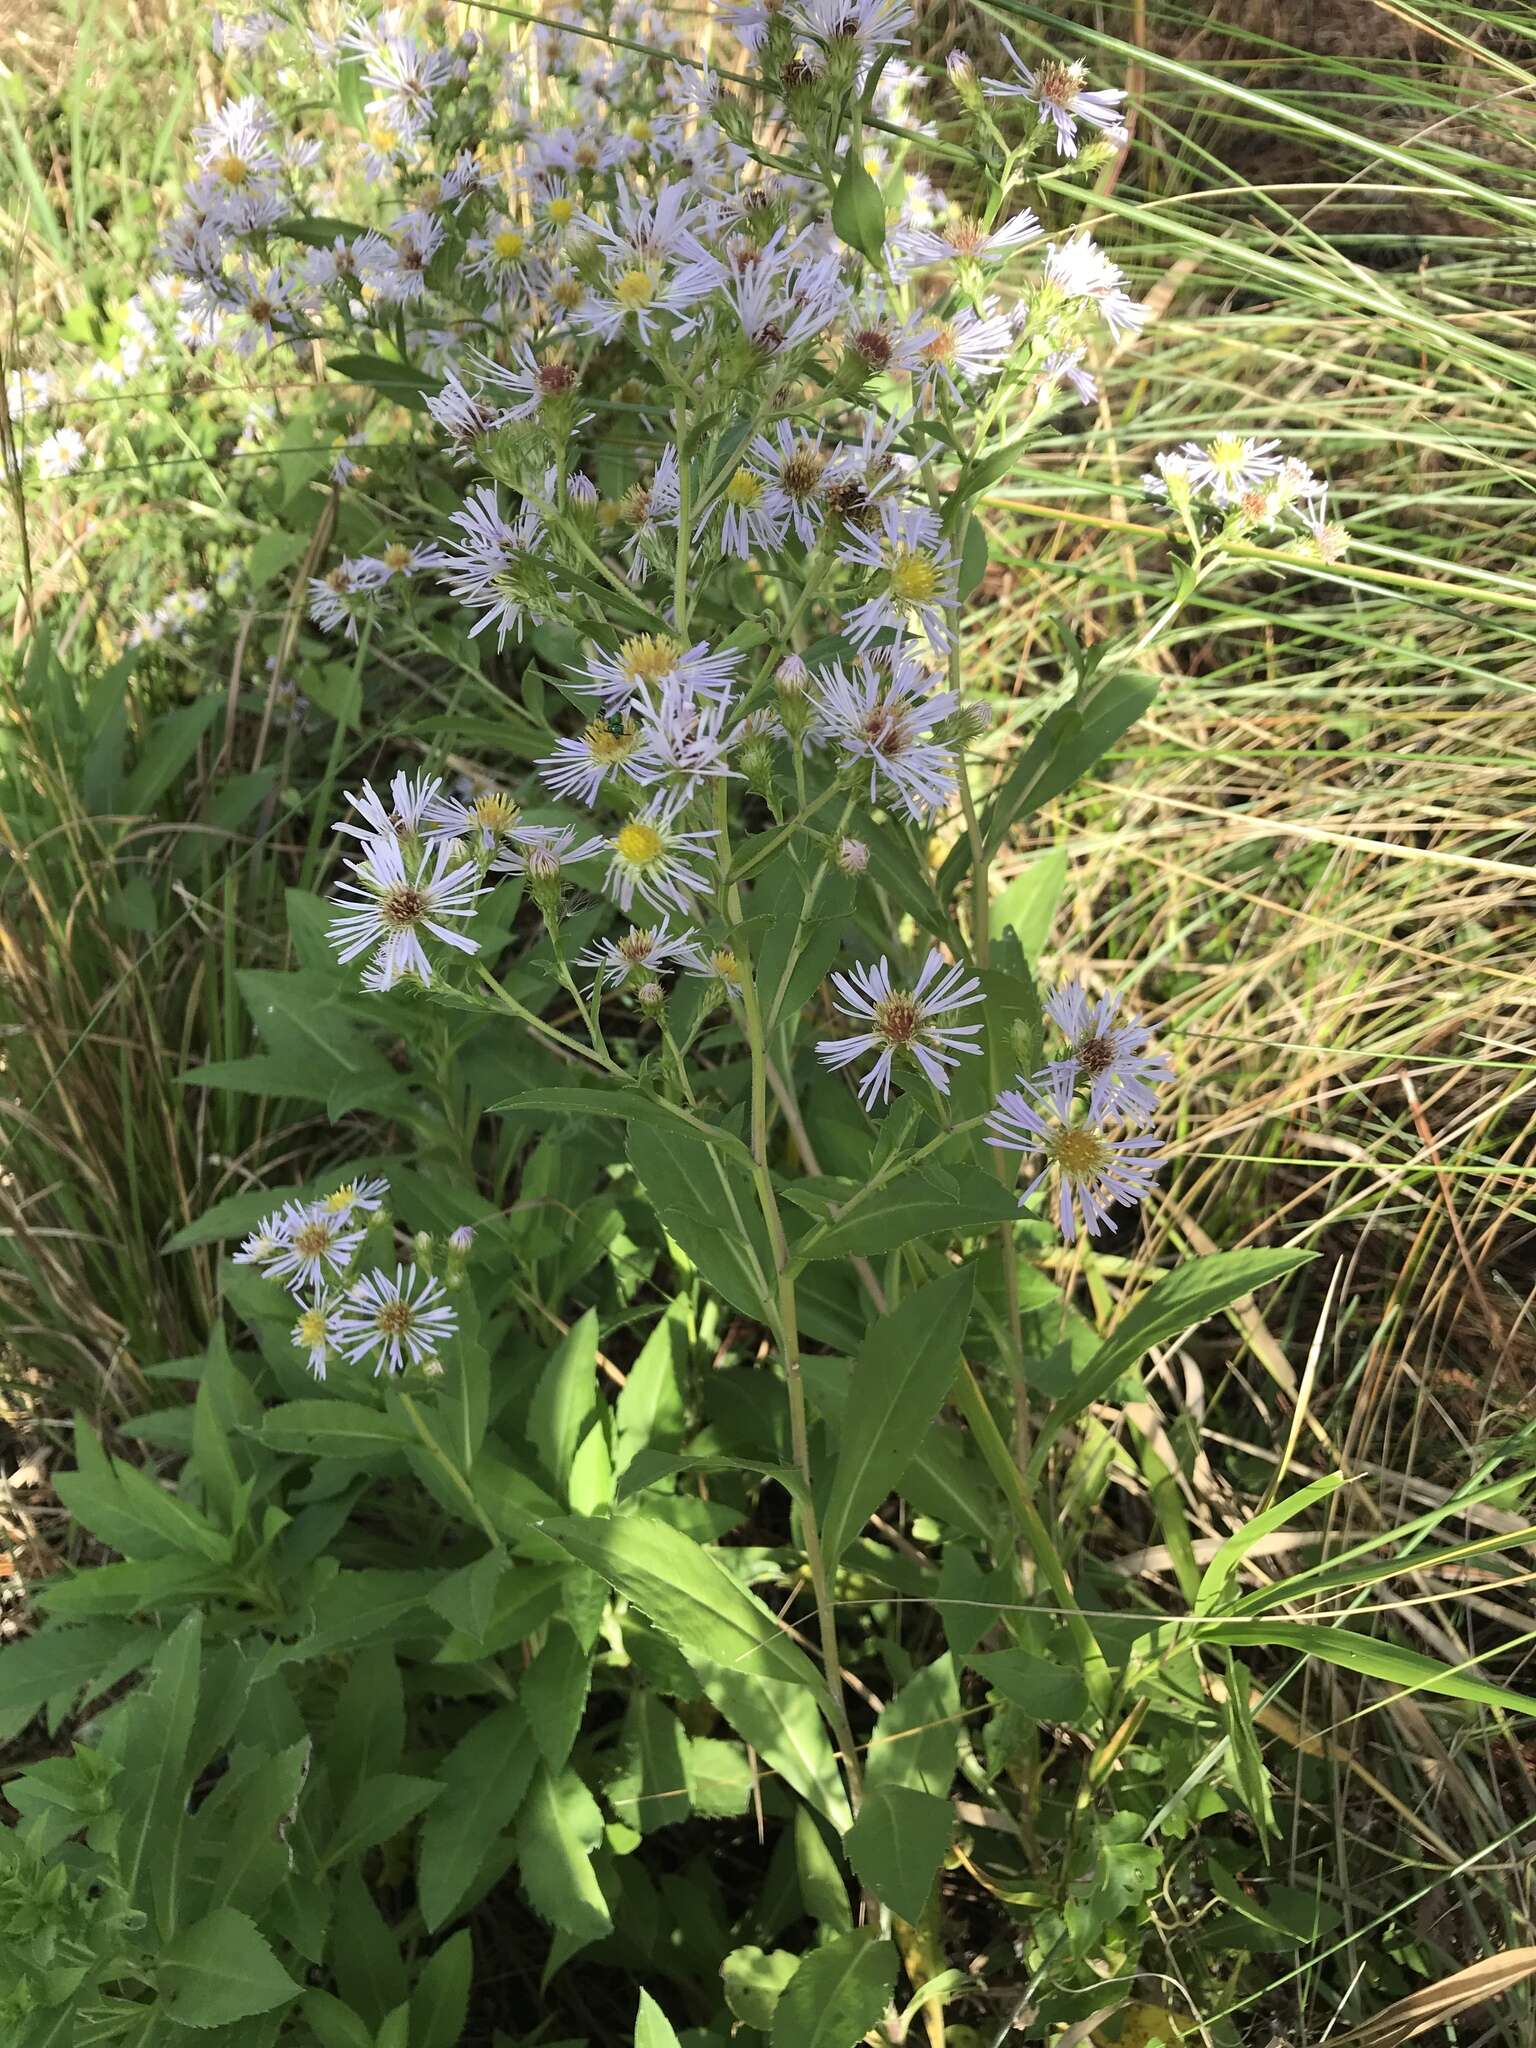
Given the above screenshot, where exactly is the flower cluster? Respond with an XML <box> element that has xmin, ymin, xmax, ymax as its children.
<box><xmin>171</xmin><ymin>1</ymin><xmax>1338</xmax><ymax>1256</ymax></box>
<box><xmin>1144</xmin><ymin>438</ymin><xmax>1348</xmax><ymax>560</ymax></box>
<box><xmin>232</xmin><ymin>1172</ymin><xmax>469</xmax><ymax>1377</ymax></box>
<box><xmin>987</xmin><ymin>979</ymin><xmax>1172</xmax><ymax>1239</ymax></box>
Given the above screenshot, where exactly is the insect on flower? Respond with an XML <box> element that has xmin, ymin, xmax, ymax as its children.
<box><xmin>1043</xmin><ymin>978</ymin><xmax>1173</xmax><ymax>1123</ymax></box>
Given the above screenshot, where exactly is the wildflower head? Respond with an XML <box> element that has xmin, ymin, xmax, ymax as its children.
<box><xmin>835</xmin><ymin>835</ymin><xmax>870</xmax><ymax>875</ymax></box>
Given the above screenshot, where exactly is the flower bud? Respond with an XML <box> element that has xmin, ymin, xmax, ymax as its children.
<box><xmin>413</xmin><ymin>1229</ymin><xmax>434</xmax><ymax>1274</ymax></box>
<box><xmin>637</xmin><ymin>978</ymin><xmax>667</xmax><ymax>1018</ymax></box>
<box><xmin>835</xmin><ymin>835</ymin><xmax>870</xmax><ymax>876</ymax></box>
<box><xmin>946</xmin><ymin>48</ymin><xmax>985</xmax><ymax>114</ymax></box>
<box><xmin>741</xmin><ymin>735</ymin><xmax>778</xmax><ymax>806</ymax></box>
<box><xmin>943</xmin><ymin>699</ymin><xmax>995</xmax><ymax>747</ymax></box>
<box><xmin>448</xmin><ymin>1225</ymin><xmax>475</xmax><ymax>1254</ymax></box>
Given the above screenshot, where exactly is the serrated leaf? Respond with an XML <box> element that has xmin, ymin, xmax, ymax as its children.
<box><xmin>255</xmin><ymin>1400</ymin><xmax>415</xmax><ymax>1458</ymax></box>
<box><xmin>157</xmin><ymin>1907</ymin><xmax>297</xmax><ymax>2028</ymax></box>
<box><xmin>418</xmin><ymin>1704</ymin><xmax>537</xmax><ymax>1931</ymax></box>
<box><xmin>769</xmin><ymin>1928</ymin><xmax>898</xmax><ymax>2048</ymax></box>
<box><xmin>516</xmin><ymin>1763</ymin><xmax>611</xmax><ymax>1942</ymax></box>
<box><xmin>845</xmin><ymin>1784</ymin><xmax>951</xmax><ymax>1924</ymax></box>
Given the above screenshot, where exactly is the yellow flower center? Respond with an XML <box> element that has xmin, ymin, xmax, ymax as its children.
<box><xmin>1207</xmin><ymin>436</ymin><xmax>1246</xmax><ymax>471</ymax></box>
<box><xmin>325</xmin><ymin>1187</ymin><xmax>358</xmax><ymax>1212</ymax></box>
<box><xmin>614</xmin><ymin>268</ymin><xmax>656</xmax><ymax>309</ymax></box>
<box><xmin>214</xmin><ymin>152</ymin><xmax>251</xmax><ymax>187</ymax></box>
<box><xmin>383</xmin><ymin>543</ymin><xmax>412</xmax><ymax>571</ymax></box>
<box><xmin>296</xmin><ymin>1308</ymin><xmax>329</xmax><ymax>1346</ymax></box>
<box><xmin>293</xmin><ymin>1219</ymin><xmax>334</xmax><ymax>1257</ymax></box>
<box><xmin>377</xmin><ymin>1300</ymin><xmax>415</xmax><ymax>1339</ymax></box>
<box><xmin>871</xmin><ymin>993</ymin><xmax>923</xmax><ymax>1045</ymax></box>
<box><xmin>619</xmin><ymin>633</ymin><xmax>681</xmax><ymax>687</ymax></box>
<box><xmin>626</xmin><ymin>116</ymin><xmax>652</xmax><ymax>142</ymax></box>
<box><xmin>1048</xmin><ymin>1126</ymin><xmax>1111</xmax><ymax>1179</ymax></box>
<box><xmin>552</xmin><ymin>275</ymin><xmax>585</xmax><ymax>310</ymax></box>
<box><xmin>547</xmin><ymin>195</ymin><xmax>575</xmax><ymax>226</ymax></box>
<box><xmin>473</xmin><ymin>791</ymin><xmax>518</xmax><ymax>831</ymax></box>
<box><xmin>493</xmin><ymin>229</ymin><xmax>525</xmax><ymax>262</ymax></box>
<box><xmin>710</xmin><ymin>948</ymin><xmax>740</xmax><ymax>982</ymax></box>
<box><xmin>615</xmin><ymin>821</ymin><xmax>665</xmax><ymax>866</ymax></box>
<box><xmin>368</xmin><ymin>124</ymin><xmax>398</xmax><ymax>153</ymax></box>
<box><xmin>890</xmin><ymin>550</ymin><xmax>941</xmax><ymax>604</ymax></box>
<box><xmin>726</xmin><ymin>468</ymin><xmax>764</xmax><ymax>508</ymax></box>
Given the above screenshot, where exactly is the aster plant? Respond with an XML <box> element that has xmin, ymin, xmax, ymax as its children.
<box><xmin>173</xmin><ymin>3</ymin><xmax>1352</xmax><ymax>2037</ymax></box>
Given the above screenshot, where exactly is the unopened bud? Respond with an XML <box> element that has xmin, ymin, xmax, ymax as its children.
<box><xmin>776</xmin><ymin>653</ymin><xmax>808</xmax><ymax>695</ymax></box>
<box><xmin>368</xmin><ymin>1206</ymin><xmax>393</xmax><ymax>1233</ymax></box>
<box><xmin>835</xmin><ymin>835</ymin><xmax>870</xmax><ymax>876</ymax></box>
<box><xmin>946</xmin><ymin>48</ymin><xmax>985</xmax><ymax>113</ymax></box>
<box><xmin>637</xmin><ymin>978</ymin><xmax>666</xmax><ymax>1016</ymax></box>
<box><xmin>566</xmin><ymin>471</ymin><xmax>598</xmax><ymax>510</ymax></box>
<box><xmin>413</xmin><ymin>1229</ymin><xmax>434</xmax><ymax>1274</ymax></box>
<box><xmin>448</xmin><ymin>1225</ymin><xmax>475</xmax><ymax>1254</ymax></box>
<box><xmin>422</xmin><ymin>1356</ymin><xmax>446</xmax><ymax>1378</ymax></box>
<box><xmin>741</xmin><ymin>735</ymin><xmax>778</xmax><ymax>803</ymax></box>
<box><xmin>944</xmin><ymin>699</ymin><xmax>994</xmax><ymax>747</ymax></box>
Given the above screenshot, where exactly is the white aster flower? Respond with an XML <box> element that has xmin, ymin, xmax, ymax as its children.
<box><xmin>1043</xmin><ymin>978</ymin><xmax>1173</xmax><ymax>1122</ymax></box>
<box><xmin>470</xmin><ymin>340</ymin><xmax>582</xmax><ymax>421</ymax></box>
<box><xmin>747</xmin><ymin>420</ymin><xmax>836</xmax><ymax>548</ymax></box>
<box><xmin>433</xmin><ymin>483</ymin><xmax>559</xmax><ymax>648</ymax></box>
<box><xmin>335</xmin><ymin>771</ymin><xmax>442</xmax><ymax>846</ymax></box>
<box><xmin>329</xmin><ymin>833</ymin><xmax>484</xmax><ymax>989</ymax></box>
<box><xmin>490</xmin><ymin>823</ymin><xmax>608</xmax><ymax>882</ymax></box>
<box><xmin>818</xmin><ymin>950</ymin><xmax>984</xmax><ymax>1108</ymax></box>
<box><xmin>317</xmin><ymin>1176</ymin><xmax>390</xmax><ymax>1219</ymax></box>
<box><xmin>912</xmin><ymin>302</ymin><xmax>1015</xmax><ymax>402</ymax></box>
<box><xmin>630</xmin><ymin>684</ymin><xmax>741</xmax><ymax>797</ymax></box>
<box><xmin>581</xmin><ymin>633</ymin><xmax>742</xmax><ymax>714</ymax></box>
<box><xmin>1040</xmin><ymin>234</ymin><xmax>1144</xmax><ymax>340</ymax></box>
<box><xmin>603</xmin><ymin>796</ymin><xmax>718</xmax><ymax>916</ymax></box>
<box><xmin>987</xmin><ymin>1066</ymin><xmax>1164</xmax><ymax>1240</ymax></box>
<box><xmin>33</xmin><ymin>427</ymin><xmax>87</xmax><ymax>480</ymax></box>
<box><xmin>810</xmin><ymin>646</ymin><xmax>960</xmax><ymax>819</ymax></box>
<box><xmin>537</xmin><ymin>715</ymin><xmax>645</xmax><ymax>807</ymax></box>
<box><xmin>233</xmin><ymin>1208</ymin><xmax>290</xmax><ymax>1268</ymax></box>
<box><xmin>333</xmin><ymin>1264</ymin><xmax>458</xmax><ymax>1374</ymax></box>
<box><xmin>574</xmin><ymin>919</ymin><xmax>705</xmax><ymax>989</ymax></box>
<box><xmin>422</xmin><ymin>784</ymin><xmax>521</xmax><ymax>851</ymax></box>
<box><xmin>263</xmin><ymin>1200</ymin><xmax>366</xmax><ymax>1295</ymax></box>
<box><xmin>790</xmin><ymin>0</ymin><xmax>913</xmax><ymax>59</ymax></box>
<box><xmin>895</xmin><ymin>209</ymin><xmax>1041</xmax><ymax>270</ymax></box>
<box><xmin>292</xmin><ymin>1296</ymin><xmax>341</xmax><ymax>1380</ymax></box>
<box><xmin>1177</xmin><ymin>435</ymin><xmax>1283</xmax><ymax>508</ymax></box>
<box><xmin>985</xmin><ymin>41</ymin><xmax>1129</xmax><ymax>158</ymax></box>
<box><xmin>838</xmin><ymin>512</ymin><xmax>962</xmax><ymax>654</ymax></box>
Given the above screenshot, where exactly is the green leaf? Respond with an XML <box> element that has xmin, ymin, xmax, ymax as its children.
<box><xmin>614</xmin><ymin>1293</ymin><xmax>690</xmax><ymax>1471</ymax></box>
<box><xmin>988</xmin><ymin>846</ymin><xmax>1069</xmax><ymax>955</ymax></box>
<box><xmin>1195</xmin><ymin>1475</ymin><xmax>1349</xmax><ymax>1617</ymax></box>
<box><xmin>792</xmin><ymin>1170</ymin><xmax>1018</xmax><ymax>1261</ymax></box>
<box><xmin>529</xmin><ymin>1310</ymin><xmax>601</xmax><ymax>1497</ymax></box>
<box><xmin>117</xmin><ymin>1611</ymin><xmax>203</xmax><ymax>1926</ymax></box>
<box><xmin>410</xmin><ymin>1929</ymin><xmax>472</xmax><ymax>2048</ymax></box>
<box><xmin>0</xmin><ymin>1621</ymin><xmax>153</xmax><ymax>1746</ymax></box>
<box><xmin>830</xmin><ymin>155</ymin><xmax>886</xmax><ymax>263</ymax></box>
<box><xmin>122</xmin><ymin>697</ymin><xmax>223</xmax><ymax>815</ymax></box>
<box><xmin>865</xmin><ymin>1655</ymin><xmax>960</xmax><ymax>1799</ymax></box>
<box><xmin>845</xmin><ymin>1785</ymin><xmax>951</xmax><ymax>1924</ymax></box>
<box><xmin>970</xmin><ymin>1650</ymin><xmax>1090</xmax><ymax>1725</ymax></box>
<box><xmin>328</xmin><ymin>349</ymin><xmax>442</xmax><ymax>409</ymax></box>
<box><xmin>769</xmin><ymin>1928</ymin><xmax>898</xmax><ymax>2048</ymax></box>
<box><xmin>1031</xmin><ymin>1247</ymin><xmax>1315</xmax><ymax>1473</ymax></box>
<box><xmin>418</xmin><ymin>1704</ymin><xmax>537</xmax><ymax>1932</ymax></box>
<box><xmin>1187</xmin><ymin>1619</ymin><xmax>1536</xmax><ymax>1718</ymax></box>
<box><xmin>516</xmin><ymin>1763</ymin><xmax>612</xmax><ymax>1943</ymax></box>
<box><xmin>635</xmin><ymin>1988</ymin><xmax>683</xmax><ymax>2048</ymax></box>
<box><xmin>628</xmin><ymin>1121</ymin><xmax>777</xmax><ymax>1324</ymax></box>
<box><xmin>794</xmin><ymin>1805</ymin><xmax>852</xmax><ymax>1931</ymax></box>
<box><xmin>492</xmin><ymin>1084</ymin><xmax>755</xmax><ymax>1170</ymax></box>
<box><xmin>523</xmin><ymin>1627</ymin><xmax>592</xmax><ymax>1774</ymax></box>
<box><xmin>57</xmin><ymin>1417</ymin><xmax>228</xmax><ymax>1562</ymax></box>
<box><xmin>958</xmin><ymin>514</ymin><xmax>989</xmax><ymax>598</ymax></box>
<box><xmin>255</xmin><ymin>1400</ymin><xmax>416</xmax><ymax>1458</ymax></box>
<box><xmin>820</xmin><ymin>1267</ymin><xmax>974</xmax><ymax>1563</ymax></box>
<box><xmin>157</xmin><ymin>1907</ymin><xmax>297</xmax><ymax>2028</ymax></box>
<box><xmin>691</xmin><ymin>1655</ymin><xmax>851</xmax><ymax>1832</ymax></box>
<box><xmin>723</xmin><ymin>1946</ymin><xmax>801</xmax><ymax>2030</ymax></box>
<box><xmin>327</xmin><ymin>1774</ymin><xmax>442</xmax><ymax>1867</ymax></box>
<box><xmin>273</xmin><ymin>214</ymin><xmax>375</xmax><ymax>248</ymax></box>
<box><xmin>543</xmin><ymin>1511</ymin><xmax>822</xmax><ymax>1693</ymax></box>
